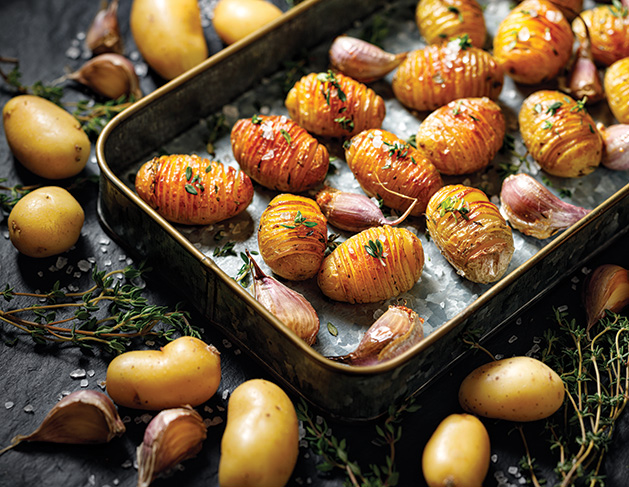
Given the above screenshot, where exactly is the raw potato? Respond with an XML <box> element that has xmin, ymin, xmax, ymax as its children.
<box><xmin>219</xmin><ymin>379</ymin><xmax>299</xmax><ymax>487</ymax></box>
<box><xmin>213</xmin><ymin>0</ymin><xmax>283</xmax><ymax>45</ymax></box>
<box><xmin>3</xmin><ymin>95</ymin><xmax>90</xmax><ymax>179</ymax></box>
<box><xmin>130</xmin><ymin>0</ymin><xmax>208</xmax><ymax>80</ymax></box>
<box><xmin>572</xmin><ymin>5</ymin><xmax>629</xmax><ymax>67</ymax></box>
<box><xmin>458</xmin><ymin>356</ymin><xmax>565</xmax><ymax>422</ymax></box>
<box><xmin>604</xmin><ymin>57</ymin><xmax>629</xmax><ymax>124</ymax></box>
<box><xmin>422</xmin><ymin>414</ymin><xmax>490</xmax><ymax>487</ymax></box>
<box><xmin>106</xmin><ymin>336</ymin><xmax>221</xmax><ymax>410</ymax></box>
<box><xmin>8</xmin><ymin>186</ymin><xmax>84</xmax><ymax>258</ymax></box>
<box><xmin>415</xmin><ymin>0</ymin><xmax>487</xmax><ymax>47</ymax></box>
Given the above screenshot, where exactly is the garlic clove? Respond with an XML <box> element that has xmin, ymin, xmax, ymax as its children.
<box><xmin>500</xmin><ymin>173</ymin><xmax>590</xmax><ymax>240</ymax></box>
<box><xmin>565</xmin><ymin>46</ymin><xmax>604</xmax><ymax>104</ymax></box>
<box><xmin>86</xmin><ymin>0</ymin><xmax>123</xmax><ymax>55</ymax></box>
<box><xmin>584</xmin><ymin>264</ymin><xmax>629</xmax><ymax>329</ymax></box>
<box><xmin>327</xmin><ymin>305</ymin><xmax>424</xmax><ymax>366</ymax></box>
<box><xmin>599</xmin><ymin>124</ymin><xmax>629</xmax><ymax>171</ymax></box>
<box><xmin>329</xmin><ymin>35</ymin><xmax>407</xmax><ymax>83</ymax></box>
<box><xmin>0</xmin><ymin>390</ymin><xmax>125</xmax><ymax>455</ymax></box>
<box><xmin>247</xmin><ymin>251</ymin><xmax>320</xmax><ymax>345</ymax></box>
<box><xmin>67</xmin><ymin>53</ymin><xmax>142</xmax><ymax>100</ymax></box>
<box><xmin>137</xmin><ymin>406</ymin><xmax>207</xmax><ymax>487</ymax></box>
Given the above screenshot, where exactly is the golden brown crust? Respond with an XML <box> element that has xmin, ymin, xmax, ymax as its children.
<box><xmin>415</xmin><ymin>0</ymin><xmax>487</xmax><ymax>47</ymax></box>
<box><xmin>573</xmin><ymin>5</ymin><xmax>629</xmax><ymax>67</ymax></box>
<box><xmin>604</xmin><ymin>58</ymin><xmax>629</xmax><ymax>124</ymax></box>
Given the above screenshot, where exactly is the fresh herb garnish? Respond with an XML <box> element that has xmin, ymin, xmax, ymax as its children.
<box><xmin>383</xmin><ymin>140</ymin><xmax>409</xmax><ymax>159</ymax></box>
<box><xmin>570</xmin><ymin>97</ymin><xmax>588</xmax><ymax>113</ymax></box>
<box><xmin>438</xmin><ymin>195</ymin><xmax>470</xmax><ymax>221</ymax></box>
<box><xmin>251</xmin><ymin>114</ymin><xmax>263</xmax><ymax>125</ymax></box>
<box><xmin>545</xmin><ymin>101</ymin><xmax>563</xmax><ymax>115</ymax></box>
<box><xmin>447</xmin><ymin>5</ymin><xmax>464</xmax><ymax>22</ymax></box>
<box><xmin>213</xmin><ymin>241</ymin><xmax>237</xmax><ymax>258</ymax></box>
<box><xmin>448</xmin><ymin>34</ymin><xmax>472</xmax><ymax>51</ymax></box>
<box><xmin>364</xmin><ymin>239</ymin><xmax>386</xmax><ymax>263</ymax></box>
<box><xmin>317</xmin><ymin>70</ymin><xmax>347</xmax><ymax>105</ymax></box>
<box><xmin>327</xmin><ymin>322</ymin><xmax>338</xmax><ymax>337</ymax></box>
<box><xmin>280</xmin><ymin>211</ymin><xmax>318</xmax><ymax>229</ymax></box>
<box><xmin>334</xmin><ymin>115</ymin><xmax>354</xmax><ymax>132</ymax></box>
<box><xmin>542</xmin><ymin>120</ymin><xmax>553</xmax><ymax>130</ymax></box>
<box><xmin>280</xmin><ymin>128</ymin><xmax>293</xmax><ymax>145</ymax></box>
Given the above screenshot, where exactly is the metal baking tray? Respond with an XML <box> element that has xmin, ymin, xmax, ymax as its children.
<box><xmin>96</xmin><ymin>0</ymin><xmax>629</xmax><ymax>420</ymax></box>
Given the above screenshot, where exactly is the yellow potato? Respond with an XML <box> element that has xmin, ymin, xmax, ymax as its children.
<box><xmin>3</xmin><ymin>95</ymin><xmax>90</xmax><ymax>179</ymax></box>
<box><xmin>106</xmin><ymin>336</ymin><xmax>221</xmax><ymax>410</ymax></box>
<box><xmin>219</xmin><ymin>379</ymin><xmax>299</xmax><ymax>487</ymax></box>
<box><xmin>130</xmin><ymin>0</ymin><xmax>208</xmax><ymax>80</ymax></box>
<box><xmin>213</xmin><ymin>0</ymin><xmax>283</xmax><ymax>45</ymax></box>
<box><xmin>458</xmin><ymin>356</ymin><xmax>565</xmax><ymax>422</ymax></box>
<box><xmin>422</xmin><ymin>414</ymin><xmax>490</xmax><ymax>487</ymax></box>
<box><xmin>8</xmin><ymin>186</ymin><xmax>84</xmax><ymax>258</ymax></box>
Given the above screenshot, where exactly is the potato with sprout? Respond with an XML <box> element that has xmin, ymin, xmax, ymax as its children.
<box><xmin>415</xmin><ymin>0</ymin><xmax>487</xmax><ymax>47</ymax></box>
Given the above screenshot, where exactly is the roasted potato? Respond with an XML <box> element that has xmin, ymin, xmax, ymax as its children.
<box><xmin>415</xmin><ymin>97</ymin><xmax>505</xmax><ymax>175</ymax></box>
<box><xmin>391</xmin><ymin>38</ymin><xmax>503</xmax><ymax>112</ymax></box>
<box><xmin>345</xmin><ymin>129</ymin><xmax>443</xmax><ymax>216</ymax></box>
<box><xmin>213</xmin><ymin>0</ymin><xmax>283</xmax><ymax>45</ymax></box>
<box><xmin>317</xmin><ymin>225</ymin><xmax>425</xmax><ymax>303</ymax></box>
<box><xmin>425</xmin><ymin>184</ymin><xmax>514</xmax><ymax>284</ymax></box>
<box><xmin>549</xmin><ymin>0</ymin><xmax>583</xmax><ymax>21</ymax></box>
<box><xmin>415</xmin><ymin>0</ymin><xmax>487</xmax><ymax>47</ymax></box>
<box><xmin>285</xmin><ymin>71</ymin><xmax>385</xmax><ymax>138</ymax></box>
<box><xmin>604</xmin><ymin>57</ymin><xmax>629</xmax><ymax>124</ymax></box>
<box><xmin>231</xmin><ymin>114</ymin><xmax>329</xmax><ymax>192</ymax></box>
<box><xmin>135</xmin><ymin>154</ymin><xmax>254</xmax><ymax>225</ymax></box>
<box><xmin>572</xmin><ymin>5</ymin><xmax>629</xmax><ymax>67</ymax></box>
<box><xmin>258</xmin><ymin>194</ymin><xmax>327</xmax><ymax>281</ymax></box>
<box><xmin>493</xmin><ymin>0</ymin><xmax>573</xmax><ymax>85</ymax></box>
<box><xmin>519</xmin><ymin>90</ymin><xmax>603</xmax><ymax>177</ymax></box>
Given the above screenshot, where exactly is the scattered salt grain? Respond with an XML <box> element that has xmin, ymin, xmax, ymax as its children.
<box><xmin>495</xmin><ymin>354</ymin><xmax>504</xmax><ymax>360</ymax></box>
<box><xmin>122</xmin><ymin>416</ymin><xmax>131</xmax><ymax>423</ymax></box>
<box><xmin>508</xmin><ymin>335</ymin><xmax>518</xmax><ymax>344</ymax></box>
<box><xmin>234</xmin><ymin>349</ymin><xmax>241</xmax><ymax>355</ymax></box>
<box><xmin>557</xmin><ymin>304</ymin><xmax>569</xmax><ymax>312</ymax></box>
<box><xmin>222</xmin><ymin>339</ymin><xmax>232</xmax><ymax>349</ymax></box>
<box><xmin>140</xmin><ymin>413</ymin><xmax>152</xmax><ymax>424</ymax></box>
<box><xmin>5</xmin><ymin>402</ymin><xmax>14</xmax><ymax>409</ymax></box>
<box><xmin>204</xmin><ymin>406</ymin><xmax>213</xmax><ymax>414</ymax></box>
<box><xmin>70</xmin><ymin>368</ymin><xmax>87</xmax><ymax>379</ymax></box>
<box><xmin>121</xmin><ymin>460</ymin><xmax>133</xmax><ymax>469</ymax></box>
<box><xmin>87</xmin><ymin>474</ymin><xmax>96</xmax><ymax>485</ymax></box>
<box><xmin>516</xmin><ymin>317</ymin><xmax>522</xmax><ymax>325</ymax></box>
<box><xmin>491</xmin><ymin>454</ymin><xmax>498</xmax><ymax>463</ymax></box>
<box><xmin>216</xmin><ymin>405</ymin><xmax>225</xmax><ymax>412</ymax></box>
<box><xmin>204</xmin><ymin>417</ymin><xmax>224</xmax><ymax>427</ymax></box>
<box><xmin>113</xmin><ymin>479</ymin><xmax>120</xmax><ymax>486</ymax></box>
<box><xmin>222</xmin><ymin>390</ymin><xmax>230</xmax><ymax>400</ymax></box>
<box><xmin>55</xmin><ymin>257</ymin><xmax>68</xmax><ymax>269</ymax></box>
<box><xmin>80</xmin><ymin>379</ymin><xmax>89</xmax><ymax>388</ymax></box>
<box><xmin>37</xmin><ymin>271</ymin><xmax>44</xmax><ymax>278</ymax></box>
<box><xmin>23</xmin><ymin>404</ymin><xmax>34</xmax><ymax>413</ymax></box>
<box><xmin>508</xmin><ymin>466</ymin><xmax>519</xmax><ymax>475</ymax></box>
<box><xmin>98</xmin><ymin>380</ymin><xmax>107</xmax><ymax>390</ymax></box>
<box><xmin>87</xmin><ymin>369</ymin><xmax>95</xmax><ymax>377</ymax></box>
<box><xmin>581</xmin><ymin>266</ymin><xmax>592</xmax><ymax>275</ymax></box>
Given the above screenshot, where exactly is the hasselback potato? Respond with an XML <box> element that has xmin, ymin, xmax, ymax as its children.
<box><xmin>345</xmin><ymin>129</ymin><xmax>443</xmax><ymax>216</ymax></box>
<box><xmin>604</xmin><ymin>57</ymin><xmax>629</xmax><ymax>124</ymax></box>
<box><xmin>391</xmin><ymin>38</ymin><xmax>503</xmax><ymax>112</ymax></box>
<box><xmin>135</xmin><ymin>154</ymin><xmax>253</xmax><ymax>225</ymax></box>
<box><xmin>230</xmin><ymin>114</ymin><xmax>329</xmax><ymax>193</ymax></box>
<box><xmin>572</xmin><ymin>5</ymin><xmax>629</xmax><ymax>67</ymax></box>
<box><xmin>284</xmin><ymin>71</ymin><xmax>385</xmax><ymax>138</ymax></box>
<box><xmin>415</xmin><ymin>97</ymin><xmax>505</xmax><ymax>175</ymax></box>
<box><xmin>493</xmin><ymin>0</ymin><xmax>573</xmax><ymax>85</ymax></box>
<box><xmin>317</xmin><ymin>225</ymin><xmax>424</xmax><ymax>304</ymax></box>
<box><xmin>519</xmin><ymin>90</ymin><xmax>603</xmax><ymax>177</ymax></box>
<box><xmin>258</xmin><ymin>194</ymin><xmax>327</xmax><ymax>281</ymax></box>
<box><xmin>426</xmin><ymin>185</ymin><xmax>514</xmax><ymax>284</ymax></box>
<box><xmin>415</xmin><ymin>0</ymin><xmax>486</xmax><ymax>47</ymax></box>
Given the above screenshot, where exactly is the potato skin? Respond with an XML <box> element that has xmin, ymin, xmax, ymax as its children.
<box><xmin>519</xmin><ymin>90</ymin><xmax>602</xmax><ymax>177</ymax></box>
<box><xmin>231</xmin><ymin>114</ymin><xmax>329</xmax><ymax>192</ymax></box>
<box><xmin>213</xmin><ymin>0</ymin><xmax>283</xmax><ymax>45</ymax></box>
<box><xmin>426</xmin><ymin>184</ymin><xmax>514</xmax><ymax>284</ymax></box>
<box><xmin>3</xmin><ymin>95</ymin><xmax>90</xmax><ymax>179</ymax></box>
<box><xmin>572</xmin><ymin>5</ymin><xmax>629</xmax><ymax>67</ymax></box>
<box><xmin>317</xmin><ymin>225</ymin><xmax>424</xmax><ymax>304</ymax></box>
<box><xmin>8</xmin><ymin>186</ymin><xmax>85</xmax><ymax>258</ymax></box>
<box><xmin>415</xmin><ymin>0</ymin><xmax>487</xmax><ymax>47</ymax></box>
<box><xmin>422</xmin><ymin>414</ymin><xmax>490</xmax><ymax>487</ymax></box>
<box><xmin>493</xmin><ymin>0</ymin><xmax>573</xmax><ymax>85</ymax></box>
<box><xmin>458</xmin><ymin>356</ymin><xmax>565</xmax><ymax>422</ymax></box>
<box><xmin>258</xmin><ymin>194</ymin><xmax>327</xmax><ymax>281</ymax></box>
<box><xmin>416</xmin><ymin>97</ymin><xmax>505</xmax><ymax>175</ymax></box>
<box><xmin>345</xmin><ymin>129</ymin><xmax>443</xmax><ymax>216</ymax></box>
<box><xmin>604</xmin><ymin>57</ymin><xmax>629</xmax><ymax>124</ymax></box>
<box><xmin>285</xmin><ymin>71</ymin><xmax>385</xmax><ymax>138</ymax></box>
<box><xmin>106</xmin><ymin>336</ymin><xmax>221</xmax><ymax>410</ymax></box>
<box><xmin>135</xmin><ymin>154</ymin><xmax>253</xmax><ymax>225</ymax></box>
<box><xmin>392</xmin><ymin>42</ymin><xmax>503</xmax><ymax>112</ymax></box>
<box><xmin>218</xmin><ymin>379</ymin><xmax>299</xmax><ymax>487</ymax></box>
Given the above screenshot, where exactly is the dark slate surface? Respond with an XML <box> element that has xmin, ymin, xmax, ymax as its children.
<box><xmin>1</xmin><ymin>1</ymin><xmax>629</xmax><ymax>486</ymax></box>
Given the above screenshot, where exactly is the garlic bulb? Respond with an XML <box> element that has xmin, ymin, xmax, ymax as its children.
<box><xmin>248</xmin><ymin>251</ymin><xmax>320</xmax><ymax>345</ymax></box>
<box><xmin>137</xmin><ymin>406</ymin><xmax>207</xmax><ymax>487</ymax></box>
<box><xmin>329</xmin><ymin>35</ymin><xmax>407</xmax><ymax>83</ymax></box>
<box><xmin>0</xmin><ymin>390</ymin><xmax>125</xmax><ymax>455</ymax></box>
<box><xmin>500</xmin><ymin>173</ymin><xmax>590</xmax><ymax>239</ymax></box>
<box><xmin>327</xmin><ymin>305</ymin><xmax>424</xmax><ymax>366</ymax></box>
<box><xmin>599</xmin><ymin>124</ymin><xmax>629</xmax><ymax>171</ymax></box>
<box><xmin>86</xmin><ymin>0</ymin><xmax>123</xmax><ymax>55</ymax></box>
<box><xmin>67</xmin><ymin>53</ymin><xmax>142</xmax><ymax>100</ymax></box>
<box><xmin>584</xmin><ymin>264</ymin><xmax>629</xmax><ymax>329</ymax></box>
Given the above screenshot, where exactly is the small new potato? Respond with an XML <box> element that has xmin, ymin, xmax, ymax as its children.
<box><xmin>422</xmin><ymin>414</ymin><xmax>490</xmax><ymax>487</ymax></box>
<box><xmin>213</xmin><ymin>0</ymin><xmax>283</xmax><ymax>45</ymax></box>
<box><xmin>8</xmin><ymin>186</ymin><xmax>84</xmax><ymax>258</ymax></box>
<box><xmin>219</xmin><ymin>379</ymin><xmax>299</xmax><ymax>487</ymax></box>
<box><xmin>3</xmin><ymin>95</ymin><xmax>90</xmax><ymax>179</ymax></box>
<box><xmin>106</xmin><ymin>336</ymin><xmax>221</xmax><ymax>410</ymax></box>
<box><xmin>459</xmin><ymin>356</ymin><xmax>565</xmax><ymax>422</ymax></box>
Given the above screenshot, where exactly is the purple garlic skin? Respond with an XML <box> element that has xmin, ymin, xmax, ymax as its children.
<box><xmin>584</xmin><ymin>264</ymin><xmax>629</xmax><ymax>329</ymax></box>
<box><xmin>567</xmin><ymin>50</ymin><xmax>604</xmax><ymax>104</ymax></box>
<box><xmin>86</xmin><ymin>0</ymin><xmax>123</xmax><ymax>55</ymax></box>
<box><xmin>500</xmin><ymin>173</ymin><xmax>591</xmax><ymax>239</ymax></box>
<box><xmin>599</xmin><ymin>124</ymin><xmax>629</xmax><ymax>171</ymax></box>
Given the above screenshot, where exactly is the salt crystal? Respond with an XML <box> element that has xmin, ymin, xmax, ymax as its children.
<box><xmin>508</xmin><ymin>335</ymin><xmax>518</xmax><ymax>343</ymax></box>
<box><xmin>80</xmin><ymin>379</ymin><xmax>89</xmax><ymax>388</ymax></box>
<box><xmin>37</xmin><ymin>271</ymin><xmax>44</xmax><ymax>277</ymax></box>
<box><xmin>516</xmin><ymin>317</ymin><xmax>522</xmax><ymax>325</ymax></box>
<box><xmin>508</xmin><ymin>466</ymin><xmax>519</xmax><ymax>475</ymax></box>
<box><xmin>491</xmin><ymin>454</ymin><xmax>498</xmax><ymax>463</ymax></box>
<box><xmin>23</xmin><ymin>404</ymin><xmax>34</xmax><ymax>413</ymax></box>
<box><xmin>65</xmin><ymin>46</ymin><xmax>81</xmax><ymax>59</ymax></box>
<box><xmin>571</xmin><ymin>276</ymin><xmax>580</xmax><ymax>283</ymax></box>
<box><xmin>100</xmin><ymin>238</ymin><xmax>111</xmax><ymax>246</ymax></box>
<box><xmin>140</xmin><ymin>413</ymin><xmax>152</xmax><ymax>423</ymax></box>
<box><xmin>121</xmin><ymin>460</ymin><xmax>133</xmax><ymax>469</ymax></box>
<box><xmin>234</xmin><ymin>349</ymin><xmax>241</xmax><ymax>355</ymax></box>
<box><xmin>87</xmin><ymin>474</ymin><xmax>96</xmax><ymax>485</ymax></box>
<box><xmin>204</xmin><ymin>416</ymin><xmax>224</xmax><ymax>427</ymax></box>
<box><xmin>557</xmin><ymin>304</ymin><xmax>568</xmax><ymax>312</ymax></box>
<box><xmin>98</xmin><ymin>380</ymin><xmax>107</xmax><ymax>389</ymax></box>
<box><xmin>113</xmin><ymin>480</ymin><xmax>120</xmax><ymax>486</ymax></box>
<box><xmin>495</xmin><ymin>354</ymin><xmax>504</xmax><ymax>360</ymax></box>
<box><xmin>55</xmin><ymin>257</ymin><xmax>68</xmax><ymax>269</ymax></box>
<box><xmin>204</xmin><ymin>405</ymin><xmax>213</xmax><ymax>413</ymax></box>
<box><xmin>222</xmin><ymin>389</ymin><xmax>230</xmax><ymax>400</ymax></box>
<box><xmin>78</xmin><ymin>260</ymin><xmax>91</xmax><ymax>272</ymax></box>
<box><xmin>581</xmin><ymin>266</ymin><xmax>592</xmax><ymax>275</ymax></box>
<box><xmin>122</xmin><ymin>416</ymin><xmax>131</xmax><ymax>423</ymax></box>
<box><xmin>145</xmin><ymin>340</ymin><xmax>155</xmax><ymax>347</ymax></box>
<box><xmin>87</xmin><ymin>369</ymin><xmax>95</xmax><ymax>377</ymax></box>
<box><xmin>5</xmin><ymin>402</ymin><xmax>14</xmax><ymax>409</ymax></box>
<box><xmin>222</xmin><ymin>339</ymin><xmax>232</xmax><ymax>348</ymax></box>
<box><xmin>70</xmin><ymin>368</ymin><xmax>87</xmax><ymax>379</ymax></box>
<box><xmin>135</xmin><ymin>62</ymin><xmax>149</xmax><ymax>78</ymax></box>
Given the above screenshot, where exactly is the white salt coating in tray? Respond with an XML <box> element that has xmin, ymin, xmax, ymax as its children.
<box><xmin>126</xmin><ymin>0</ymin><xmax>627</xmax><ymax>357</ymax></box>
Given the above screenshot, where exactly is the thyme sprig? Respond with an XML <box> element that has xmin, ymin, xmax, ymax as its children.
<box><xmin>0</xmin><ymin>180</ymin><xmax>39</xmax><ymax>213</ymax></box>
<box><xmin>280</xmin><ymin>210</ymin><xmax>318</xmax><ymax>229</ymax></box>
<box><xmin>365</xmin><ymin>238</ymin><xmax>386</xmax><ymax>263</ymax></box>
<box><xmin>0</xmin><ymin>57</ymin><xmax>63</xmax><ymax>104</ymax></box>
<box><xmin>317</xmin><ymin>70</ymin><xmax>347</xmax><ymax>105</ymax></box>
<box><xmin>0</xmin><ymin>265</ymin><xmax>200</xmax><ymax>353</ymax></box>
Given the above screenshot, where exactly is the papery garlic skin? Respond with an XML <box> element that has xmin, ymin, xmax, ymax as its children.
<box><xmin>68</xmin><ymin>53</ymin><xmax>142</xmax><ymax>100</ymax></box>
<box><xmin>137</xmin><ymin>406</ymin><xmax>207</xmax><ymax>487</ymax></box>
<box><xmin>86</xmin><ymin>0</ymin><xmax>123</xmax><ymax>55</ymax></box>
<box><xmin>500</xmin><ymin>173</ymin><xmax>590</xmax><ymax>240</ymax></box>
<box><xmin>600</xmin><ymin>124</ymin><xmax>629</xmax><ymax>171</ymax></box>
<box><xmin>566</xmin><ymin>49</ymin><xmax>604</xmax><ymax>104</ymax></box>
<box><xmin>584</xmin><ymin>264</ymin><xmax>629</xmax><ymax>329</ymax></box>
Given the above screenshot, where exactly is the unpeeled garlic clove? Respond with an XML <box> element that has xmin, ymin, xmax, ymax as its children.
<box><xmin>599</xmin><ymin>124</ymin><xmax>629</xmax><ymax>171</ymax></box>
<box><xmin>0</xmin><ymin>390</ymin><xmax>125</xmax><ymax>455</ymax></box>
<box><xmin>329</xmin><ymin>35</ymin><xmax>407</xmax><ymax>83</ymax></box>
<box><xmin>500</xmin><ymin>173</ymin><xmax>590</xmax><ymax>240</ymax></box>
<box><xmin>584</xmin><ymin>264</ymin><xmax>629</xmax><ymax>329</ymax></box>
<box><xmin>248</xmin><ymin>250</ymin><xmax>320</xmax><ymax>345</ymax></box>
<box><xmin>68</xmin><ymin>53</ymin><xmax>142</xmax><ymax>100</ymax></box>
<box><xmin>565</xmin><ymin>46</ymin><xmax>604</xmax><ymax>104</ymax></box>
<box><xmin>327</xmin><ymin>305</ymin><xmax>424</xmax><ymax>366</ymax></box>
<box><xmin>137</xmin><ymin>406</ymin><xmax>207</xmax><ymax>487</ymax></box>
<box><xmin>86</xmin><ymin>0</ymin><xmax>123</xmax><ymax>55</ymax></box>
